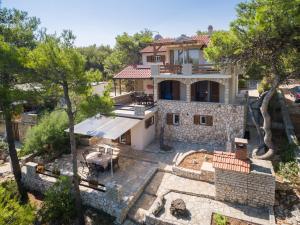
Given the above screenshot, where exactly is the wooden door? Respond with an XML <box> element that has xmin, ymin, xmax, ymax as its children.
<box><xmin>172</xmin><ymin>81</ymin><xmax>180</xmax><ymax>100</ymax></box>
<box><xmin>210</xmin><ymin>82</ymin><xmax>220</xmax><ymax>102</ymax></box>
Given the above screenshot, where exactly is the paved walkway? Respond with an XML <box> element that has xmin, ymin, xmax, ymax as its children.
<box><xmin>157</xmin><ymin>192</ymin><xmax>270</xmax><ymax>225</ymax></box>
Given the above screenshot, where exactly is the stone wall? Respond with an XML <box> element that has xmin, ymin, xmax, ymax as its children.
<box><xmin>215</xmin><ymin>159</ymin><xmax>275</xmax><ymax>207</ymax></box>
<box><xmin>112</xmin><ymin>92</ymin><xmax>132</xmax><ymax>104</ymax></box>
<box><xmin>156</xmin><ymin>100</ymin><xmax>245</xmax><ymax>145</ymax></box>
<box><xmin>172</xmin><ymin>150</ymin><xmax>215</xmax><ymax>183</ymax></box>
<box><xmin>21</xmin><ymin>162</ymin><xmax>128</xmax><ymax>224</ymax></box>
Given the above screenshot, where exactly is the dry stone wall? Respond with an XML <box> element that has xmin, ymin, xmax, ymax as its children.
<box><xmin>215</xmin><ymin>159</ymin><xmax>275</xmax><ymax>207</ymax></box>
<box><xmin>156</xmin><ymin>100</ymin><xmax>245</xmax><ymax>145</ymax></box>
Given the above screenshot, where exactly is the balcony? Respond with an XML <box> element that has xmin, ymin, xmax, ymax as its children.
<box><xmin>151</xmin><ymin>63</ymin><xmax>229</xmax><ymax>79</ymax></box>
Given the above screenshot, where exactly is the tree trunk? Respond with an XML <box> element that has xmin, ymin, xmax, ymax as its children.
<box><xmin>3</xmin><ymin>109</ymin><xmax>28</xmax><ymax>202</ymax></box>
<box><xmin>62</xmin><ymin>83</ymin><xmax>85</xmax><ymax>225</ymax></box>
<box><xmin>252</xmin><ymin>75</ymin><xmax>280</xmax><ymax>160</ymax></box>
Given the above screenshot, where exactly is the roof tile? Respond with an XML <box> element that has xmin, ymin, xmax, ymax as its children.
<box><xmin>114</xmin><ymin>65</ymin><xmax>151</xmax><ymax>79</ymax></box>
<box><xmin>212</xmin><ymin>151</ymin><xmax>250</xmax><ymax>174</ymax></box>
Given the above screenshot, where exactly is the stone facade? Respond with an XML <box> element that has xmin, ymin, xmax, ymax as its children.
<box><xmin>156</xmin><ymin>100</ymin><xmax>245</xmax><ymax>145</ymax></box>
<box><xmin>215</xmin><ymin>159</ymin><xmax>275</xmax><ymax>207</ymax></box>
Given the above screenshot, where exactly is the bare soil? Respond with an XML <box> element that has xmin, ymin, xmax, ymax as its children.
<box><xmin>179</xmin><ymin>152</ymin><xmax>213</xmax><ymax>171</ymax></box>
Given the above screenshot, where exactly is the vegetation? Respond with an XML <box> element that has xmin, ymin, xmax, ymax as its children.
<box><xmin>213</xmin><ymin>213</ymin><xmax>227</xmax><ymax>225</ymax></box>
<box><xmin>22</xmin><ymin>110</ymin><xmax>69</xmax><ymax>156</ymax></box>
<box><xmin>204</xmin><ymin>0</ymin><xmax>299</xmax><ymax>160</ymax></box>
<box><xmin>27</xmin><ymin>31</ymin><xmax>114</xmax><ymax>225</ymax></box>
<box><xmin>275</xmin><ymin>143</ymin><xmax>300</xmax><ymax>183</ymax></box>
<box><xmin>0</xmin><ymin>181</ymin><xmax>36</xmax><ymax>225</ymax></box>
<box><xmin>104</xmin><ymin>29</ymin><xmax>153</xmax><ymax>79</ymax></box>
<box><xmin>78</xmin><ymin>44</ymin><xmax>112</xmax><ymax>80</ymax></box>
<box><xmin>39</xmin><ymin>176</ymin><xmax>76</xmax><ymax>225</ymax></box>
<box><xmin>0</xmin><ymin>7</ymin><xmax>40</xmax><ymax>201</ymax></box>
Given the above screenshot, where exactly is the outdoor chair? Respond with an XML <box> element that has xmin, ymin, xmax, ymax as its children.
<box><xmin>80</xmin><ymin>151</ymin><xmax>93</xmax><ymax>174</ymax></box>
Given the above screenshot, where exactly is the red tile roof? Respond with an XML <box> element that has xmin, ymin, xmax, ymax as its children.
<box><xmin>140</xmin><ymin>45</ymin><xmax>167</xmax><ymax>53</ymax></box>
<box><xmin>113</xmin><ymin>65</ymin><xmax>151</xmax><ymax>79</ymax></box>
<box><xmin>212</xmin><ymin>151</ymin><xmax>250</xmax><ymax>173</ymax></box>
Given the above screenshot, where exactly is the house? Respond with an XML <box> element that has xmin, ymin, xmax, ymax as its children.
<box><xmin>73</xmin><ymin>30</ymin><xmax>246</xmax><ymax>150</ymax></box>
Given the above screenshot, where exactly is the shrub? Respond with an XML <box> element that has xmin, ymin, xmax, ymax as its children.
<box><xmin>22</xmin><ymin>110</ymin><xmax>69</xmax><ymax>156</ymax></box>
<box><xmin>280</xmin><ymin>143</ymin><xmax>297</xmax><ymax>163</ymax></box>
<box><xmin>277</xmin><ymin>161</ymin><xmax>299</xmax><ymax>182</ymax></box>
<box><xmin>257</xmin><ymin>76</ymin><xmax>272</xmax><ymax>94</ymax></box>
<box><xmin>39</xmin><ymin>176</ymin><xmax>76</xmax><ymax>225</ymax></box>
<box><xmin>0</xmin><ymin>181</ymin><xmax>36</xmax><ymax>225</ymax></box>
<box><xmin>213</xmin><ymin>213</ymin><xmax>227</xmax><ymax>225</ymax></box>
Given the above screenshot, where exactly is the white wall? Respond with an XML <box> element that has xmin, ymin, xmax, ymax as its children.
<box><xmin>130</xmin><ymin>113</ymin><xmax>156</xmax><ymax>150</ymax></box>
<box><xmin>143</xmin><ymin>79</ymin><xmax>154</xmax><ymax>95</ymax></box>
<box><xmin>142</xmin><ymin>52</ymin><xmax>168</xmax><ymax>65</ymax></box>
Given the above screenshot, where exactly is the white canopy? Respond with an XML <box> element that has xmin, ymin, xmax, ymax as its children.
<box><xmin>71</xmin><ymin>115</ymin><xmax>140</xmax><ymax>140</ymax></box>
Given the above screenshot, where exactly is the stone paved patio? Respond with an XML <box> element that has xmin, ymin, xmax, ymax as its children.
<box><xmin>152</xmin><ymin>192</ymin><xmax>270</xmax><ymax>225</ymax></box>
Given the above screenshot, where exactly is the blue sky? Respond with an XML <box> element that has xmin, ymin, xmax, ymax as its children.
<box><xmin>2</xmin><ymin>0</ymin><xmax>243</xmax><ymax>47</ymax></box>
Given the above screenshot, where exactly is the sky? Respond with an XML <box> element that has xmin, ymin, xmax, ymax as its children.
<box><xmin>2</xmin><ymin>0</ymin><xmax>243</xmax><ymax>47</ymax></box>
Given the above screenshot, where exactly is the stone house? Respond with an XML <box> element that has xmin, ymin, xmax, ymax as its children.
<box><xmin>110</xmin><ymin>32</ymin><xmax>245</xmax><ymax>147</ymax></box>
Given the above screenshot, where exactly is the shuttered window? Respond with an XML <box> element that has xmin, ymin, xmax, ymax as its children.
<box><xmin>166</xmin><ymin>113</ymin><xmax>173</xmax><ymax>125</ymax></box>
<box><xmin>145</xmin><ymin>116</ymin><xmax>154</xmax><ymax>129</ymax></box>
<box><xmin>194</xmin><ymin>115</ymin><xmax>200</xmax><ymax>125</ymax></box>
<box><xmin>147</xmin><ymin>55</ymin><xmax>165</xmax><ymax>62</ymax></box>
<box><xmin>194</xmin><ymin>115</ymin><xmax>213</xmax><ymax>126</ymax></box>
<box><xmin>166</xmin><ymin>113</ymin><xmax>180</xmax><ymax>125</ymax></box>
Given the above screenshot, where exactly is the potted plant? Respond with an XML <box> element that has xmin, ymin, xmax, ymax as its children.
<box><xmin>36</xmin><ymin>164</ymin><xmax>45</xmax><ymax>173</ymax></box>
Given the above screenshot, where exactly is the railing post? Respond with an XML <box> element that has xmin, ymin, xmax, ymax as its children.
<box><xmin>151</xmin><ymin>65</ymin><xmax>160</xmax><ymax>77</ymax></box>
<box><xmin>224</xmin><ymin>79</ymin><xmax>230</xmax><ymax>104</ymax></box>
<box><xmin>182</xmin><ymin>64</ymin><xmax>192</xmax><ymax>75</ymax></box>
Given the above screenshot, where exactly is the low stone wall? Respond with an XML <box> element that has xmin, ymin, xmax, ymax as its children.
<box><xmin>157</xmin><ymin>100</ymin><xmax>245</xmax><ymax>145</ymax></box>
<box><xmin>215</xmin><ymin>159</ymin><xmax>275</xmax><ymax>207</ymax></box>
<box><xmin>172</xmin><ymin>150</ymin><xmax>215</xmax><ymax>183</ymax></box>
<box><xmin>21</xmin><ymin>162</ymin><xmax>128</xmax><ymax>224</ymax></box>
<box><xmin>112</xmin><ymin>93</ymin><xmax>132</xmax><ymax>104</ymax></box>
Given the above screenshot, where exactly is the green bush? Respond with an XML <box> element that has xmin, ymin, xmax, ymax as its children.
<box><xmin>280</xmin><ymin>143</ymin><xmax>297</xmax><ymax>163</ymax></box>
<box><xmin>39</xmin><ymin>176</ymin><xmax>76</xmax><ymax>225</ymax></box>
<box><xmin>213</xmin><ymin>213</ymin><xmax>227</xmax><ymax>225</ymax></box>
<box><xmin>257</xmin><ymin>76</ymin><xmax>272</xmax><ymax>94</ymax></box>
<box><xmin>238</xmin><ymin>78</ymin><xmax>247</xmax><ymax>89</ymax></box>
<box><xmin>0</xmin><ymin>181</ymin><xmax>36</xmax><ymax>225</ymax></box>
<box><xmin>22</xmin><ymin>110</ymin><xmax>69</xmax><ymax>156</ymax></box>
<box><xmin>277</xmin><ymin>161</ymin><xmax>299</xmax><ymax>182</ymax></box>
<box><xmin>0</xmin><ymin>138</ymin><xmax>8</xmax><ymax>153</ymax></box>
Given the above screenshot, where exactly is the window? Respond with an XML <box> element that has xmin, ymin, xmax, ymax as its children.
<box><xmin>166</xmin><ymin>113</ymin><xmax>180</xmax><ymax>126</ymax></box>
<box><xmin>145</xmin><ymin>116</ymin><xmax>154</xmax><ymax>129</ymax></box>
<box><xmin>155</xmin><ymin>55</ymin><xmax>161</xmax><ymax>62</ymax></box>
<box><xmin>194</xmin><ymin>115</ymin><xmax>213</xmax><ymax>126</ymax></box>
<box><xmin>146</xmin><ymin>55</ymin><xmax>165</xmax><ymax>63</ymax></box>
<box><xmin>173</xmin><ymin>114</ymin><xmax>180</xmax><ymax>125</ymax></box>
<box><xmin>200</xmin><ymin>116</ymin><xmax>207</xmax><ymax>125</ymax></box>
<box><xmin>172</xmin><ymin>49</ymin><xmax>200</xmax><ymax>65</ymax></box>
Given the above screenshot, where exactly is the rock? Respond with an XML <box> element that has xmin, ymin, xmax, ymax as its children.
<box><xmin>151</xmin><ymin>197</ymin><xmax>165</xmax><ymax>217</ymax></box>
<box><xmin>170</xmin><ymin>199</ymin><xmax>187</xmax><ymax>217</ymax></box>
<box><xmin>0</xmin><ymin>160</ymin><xmax>4</xmax><ymax>165</ymax></box>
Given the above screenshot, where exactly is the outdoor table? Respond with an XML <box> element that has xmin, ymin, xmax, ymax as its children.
<box><xmin>86</xmin><ymin>152</ymin><xmax>111</xmax><ymax>171</ymax></box>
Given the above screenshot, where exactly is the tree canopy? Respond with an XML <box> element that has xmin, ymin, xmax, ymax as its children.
<box><xmin>204</xmin><ymin>0</ymin><xmax>299</xmax><ymax>159</ymax></box>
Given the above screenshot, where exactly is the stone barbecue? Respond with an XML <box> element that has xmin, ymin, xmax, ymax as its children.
<box><xmin>213</xmin><ymin>138</ymin><xmax>275</xmax><ymax>207</ymax></box>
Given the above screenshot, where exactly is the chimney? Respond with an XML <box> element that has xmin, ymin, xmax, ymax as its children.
<box><xmin>234</xmin><ymin>138</ymin><xmax>248</xmax><ymax>160</ymax></box>
<box><xmin>208</xmin><ymin>25</ymin><xmax>213</xmax><ymax>36</ymax></box>
<box><xmin>134</xmin><ymin>105</ymin><xmax>145</xmax><ymax>117</ymax></box>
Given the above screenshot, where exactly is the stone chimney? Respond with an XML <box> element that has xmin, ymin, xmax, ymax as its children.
<box><xmin>134</xmin><ymin>105</ymin><xmax>145</xmax><ymax>117</ymax></box>
<box><xmin>234</xmin><ymin>138</ymin><xmax>248</xmax><ymax>160</ymax></box>
<box><xmin>208</xmin><ymin>25</ymin><xmax>213</xmax><ymax>36</ymax></box>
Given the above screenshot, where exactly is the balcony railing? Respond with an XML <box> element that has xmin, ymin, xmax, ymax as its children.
<box><xmin>192</xmin><ymin>64</ymin><xmax>219</xmax><ymax>74</ymax></box>
<box><xmin>159</xmin><ymin>64</ymin><xmax>182</xmax><ymax>74</ymax></box>
<box><xmin>152</xmin><ymin>63</ymin><xmax>220</xmax><ymax>76</ymax></box>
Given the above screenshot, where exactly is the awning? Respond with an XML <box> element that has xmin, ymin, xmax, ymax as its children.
<box><xmin>71</xmin><ymin>115</ymin><xmax>141</xmax><ymax>140</ymax></box>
